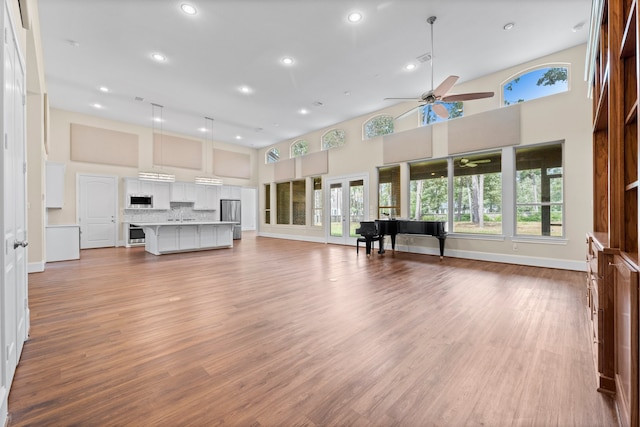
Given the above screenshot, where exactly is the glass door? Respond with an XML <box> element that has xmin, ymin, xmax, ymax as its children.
<box><xmin>326</xmin><ymin>175</ymin><xmax>368</xmax><ymax>245</ymax></box>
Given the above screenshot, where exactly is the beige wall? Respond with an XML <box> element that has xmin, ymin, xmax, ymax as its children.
<box><xmin>45</xmin><ymin>109</ymin><xmax>258</xmax><ymax>241</ymax></box>
<box><xmin>258</xmin><ymin>44</ymin><xmax>592</xmax><ymax>270</ymax></box>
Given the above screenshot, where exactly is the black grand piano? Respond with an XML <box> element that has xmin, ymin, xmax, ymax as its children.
<box><xmin>375</xmin><ymin>219</ymin><xmax>447</xmax><ymax>258</ymax></box>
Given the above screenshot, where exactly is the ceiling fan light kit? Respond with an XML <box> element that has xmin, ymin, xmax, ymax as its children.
<box><xmin>387</xmin><ymin>16</ymin><xmax>495</xmax><ymax>120</ymax></box>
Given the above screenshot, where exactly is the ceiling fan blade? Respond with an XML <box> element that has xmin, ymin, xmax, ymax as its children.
<box><xmin>384</xmin><ymin>97</ymin><xmax>422</xmax><ymax>101</ymax></box>
<box><xmin>395</xmin><ymin>104</ymin><xmax>423</xmax><ymax>120</ymax></box>
<box><xmin>433</xmin><ymin>75</ymin><xmax>459</xmax><ymax>98</ymax></box>
<box><xmin>441</xmin><ymin>91</ymin><xmax>494</xmax><ymax>102</ymax></box>
<box><xmin>432</xmin><ymin>103</ymin><xmax>449</xmax><ymax>119</ymax></box>
<box><xmin>473</xmin><ymin>159</ymin><xmax>491</xmax><ymax>163</ymax></box>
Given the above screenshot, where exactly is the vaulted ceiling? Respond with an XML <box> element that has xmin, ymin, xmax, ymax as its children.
<box><xmin>38</xmin><ymin>0</ymin><xmax>592</xmax><ymax>149</ymax></box>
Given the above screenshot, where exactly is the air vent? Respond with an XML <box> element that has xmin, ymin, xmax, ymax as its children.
<box><xmin>134</xmin><ymin>96</ymin><xmax>144</xmax><ymax>102</ymax></box>
<box><xmin>416</xmin><ymin>52</ymin><xmax>432</xmax><ymax>63</ymax></box>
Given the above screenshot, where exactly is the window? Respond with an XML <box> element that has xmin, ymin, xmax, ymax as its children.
<box><xmin>409</xmin><ymin>159</ymin><xmax>448</xmax><ymax>224</ymax></box>
<box><xmin>292</xmin><ymin>180</ymin><xmax>306</xmax><ymax>225</ymax></box>
<box><xmin>276</xmin><ymin>180</ymin><xmax>306</xmax><ymax>225</ymax></box>
<box><xmin>322</xmin><ymin>129</ymin><xmax>345</xmax><ymax>150</ymax></box>
<box><xmin>503</xmin><ymin>66</ymin><xmax>569</xmax><ymax>105</ymax></box>
<box><xmin>364</xmin><ymin>115</ymin><xmax>394</xmax><ymax>140</ymax></box>
<box><xmin>265</xmin><ymin>184</ymin><xmax>271</xmax><ymax>224</ymax></box>
<box><xmin>378</xmin><ymin>165</ymin><xmax>400</xmax><ymax>218</ymax></box>
<box><xmin>266</xmin><ymin>147</ymin><xmax>280</xmax><ymax>164</ymax></box>
<box><xmin>515</xmin><ymin>142</ymin><xmax>563</xmax><ymax>237</ymax></box>
<box><xmin>421</xmin><ymin>102</ymin><xmax>463</xmax><ymax>126</ymax></box>
<box><xmin>312</xmin><ymin>177</ymin><xmax>322</xmax><ymax>226</ymax></box>
<box><xmin>276</xmin><ymin>182</ymin><xmax>290</xmax><ymax>224</ymax></box>
<box><xmin>291</xmin><ymin>139</ymin><xmax>308</xmax><ymax>157</ymax></box>
<box><xmin>453</xmin><ymin>151</ymin><xmax>502</xmax><ymax>234</ymax></box>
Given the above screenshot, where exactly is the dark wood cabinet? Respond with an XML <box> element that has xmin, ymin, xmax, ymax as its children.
<box><xmin>588</xmin><ymin>0</ymin><xmax>640</xmax><ymax>425</ymax></box>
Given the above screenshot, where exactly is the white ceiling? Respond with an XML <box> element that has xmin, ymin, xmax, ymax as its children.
<box><xmin>37</xmin><ymin>0</ymin><xmax>592</xmax><ymax>149</ymax></box>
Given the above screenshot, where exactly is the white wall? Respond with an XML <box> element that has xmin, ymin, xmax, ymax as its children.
<box><xmin>257</xmin><ymin>44</ymin><xmax>592</xmax><ymax>271</ymax></box>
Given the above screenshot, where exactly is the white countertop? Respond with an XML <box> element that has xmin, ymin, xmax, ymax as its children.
<box><xmin>128</xmin><ymin>221</ymin><xmax>237</xmax><ymax>226</ymax></box>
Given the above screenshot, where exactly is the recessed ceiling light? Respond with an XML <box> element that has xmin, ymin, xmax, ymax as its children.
<box><xmin>299</xmin><ymin>108</ymin><xmax>309</xmax><ymax>115</ymax></box>
<box><xmin>344</xmin><ymin>91</ymin><xmax>351</xmax><ymax>96</ymax></box>
<box><xmin>235</xmin><ymin>135</ymin><xmax>242</xmax><ymax>140</ymax></box>
<box><xmin>572</xmin><ymin>22</ymin><xmax>585</xmax><ymax>32</ymax></box>
<box><xmin>99</xmin><ymin>86</ymin><xmax>110</xmax><ymax>93</ymax></box>
<box><xmin>181</xmin><ymin>4</ymin><xmax>197</xmax><ymax>15</ymax></box>
<box><xmin>66</xmin><ymin>39</ymin><xmax>80</xmax><ymax>47</ymax></box>
<box><xmin>347</xmin><ymin>11</ymin><xmax>362</xmax><ymax>23</ymax></box>
<box><xmin>405</xmin><ymin>63</ymin><xmax>417</xmax><ymax>71</ymax></box>
<box><xmin>153</xmin><ymin>117</ymin><xmax>164</xmax><ymax>123</ymax></box>
<box><xmin>91</xmin><ymin>103</ymin><xmax>103</xmax><ymax>109</ymax></box>
<box><xmin>503</xmin><ymin>22</ymin><xmax>514</xmax><ymax>31</ymax></box>
<box><xmin>198</xmin><ymin>127</ymin><xmax>207</xmax><ymax>133</ymax></box>
<box><xmin>281</xmin><ymin>56</ymin><xmax>294</xmax><ymax>66</ymax></box>
<box><xmin>151</xmin><ymin>53</ymin><xmax>167</xmax><ymax>62</ymax></box>
<box><xmin>239</xmin><ymin>86</ymin><xmax>253</xmax><ymax>94</ymax></box>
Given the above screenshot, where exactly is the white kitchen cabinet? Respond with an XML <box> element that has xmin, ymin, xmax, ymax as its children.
<box><xmin>220</xmin><ymin>185</ymin><xmax>241</xmax><ymax>200</ymax></box>
<box><xmin>200</xmin><ymin>224</ymin><xmax>218</xmax><ymax>247</ymax></box>
<box><xmin>157</xmin><ymin>225</ymin><xmax>198</xmax><ymax>252</ymax></box>
<box><xmin>153</xmin><ymin>182</ymin><xmax>171</xmax><ymax>210</ymax></box>
<box><xmin>194</xmin><ymin>184</ymin><xmax>220</xmax><ymax>210</ymax></box>
<box><xmin>124</xmin><ymin>177</ymin><xmax>153</xmax><ymax>196</ymax></box>
<box><xmin>45</xmin><ymin>162</ymin><xmax>65</xmax><ymax>208</ymax></box>
<box><xmin>157</xmin><ymin>225</ymin><xmax>179</xmax><ymax>252</ymax></box>
<box><xmin>171</xmin><ymin>182</ymin><xmax>196</xmax><ymax>202</ymax></box>
<box><xmin>46</xmin><ymin>225</ymin><xmax>80</xmax><ymax>262</ymax></box>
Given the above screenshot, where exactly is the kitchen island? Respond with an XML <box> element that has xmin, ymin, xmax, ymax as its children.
<box><xmin>133</xmin><ymin>221</ymin><xmax>236</xmax><ymax>255</ymax></box>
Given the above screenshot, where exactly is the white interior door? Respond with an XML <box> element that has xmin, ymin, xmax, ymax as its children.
<box><xmin>326</xmin><ymin>175</ymin><xmax>368</xmax><ymax>245</ymax></box>
<box><xmin>241</xmin><ymin>187</ymin><xmax>256</xmax><ymax>231</ymax></box>
<box><xmin>78</xmin><ymin>174</ymin><xmax>117</xmax><ymax>249</ymax></box>
<box><xmin>2</xmin><ymin>3</ymin><xmax>27</xmax><ymax>395</ymax></box>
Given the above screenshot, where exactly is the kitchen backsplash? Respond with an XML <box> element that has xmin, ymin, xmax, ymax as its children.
<box><xmin>123</xmin><ymin>202</ymin><xmax>219</xmax><ymax>223</ymax></box>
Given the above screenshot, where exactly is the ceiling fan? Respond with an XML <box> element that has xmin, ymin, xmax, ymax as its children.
<box><xmin>459</xmin><ymin>158</ymin><xmax>491</xmax><ymax>168</ymax></box>
<box><xmin>386</xmin><ymin>16</ymin><xmax>494</xmax><ymax>120</ymax></box>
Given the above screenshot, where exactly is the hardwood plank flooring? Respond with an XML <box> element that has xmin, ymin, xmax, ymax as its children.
<box><xmin>8</xmin><ymin>233</ymin><xmax>618</xmax><ymax>426</ymax></box>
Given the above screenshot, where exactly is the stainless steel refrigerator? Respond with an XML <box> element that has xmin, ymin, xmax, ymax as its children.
<box><xmin>220</xmin><ymin>199</ymin><xmax>242</xmax><ymax>240</ymax></box>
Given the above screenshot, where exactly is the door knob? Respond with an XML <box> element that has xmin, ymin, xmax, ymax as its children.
<box><xmin>13</xmin><ymin>240</ymin><xmax>28</xmax><ymax>249</ymax></box>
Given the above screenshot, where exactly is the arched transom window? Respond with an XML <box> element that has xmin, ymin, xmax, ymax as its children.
<box><xmin>322</xmin><ymin>129</ymin><xmax>345</xmax><ymax>150</ymax></box>
<box><xmin>363</xmin><ymin>115</ymin><xmax>394</xmax><ymax>140</ymax></box>
<box><xmin>502</xmin><ymin>65</ymin><xmax>569</xmax><ymax>106</ymax></box>
<box><xmin>291</xmin><ymin>139</ymin><xmax>308</xmax><ymax>157</ymax></box>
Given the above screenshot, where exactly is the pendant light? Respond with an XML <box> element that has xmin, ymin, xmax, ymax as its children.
<box><xmin>139</xmin><ymin>103</ymin><xmax>175</xmax><ymax>182</ymax></box>
<box><xmin>195</xmin><ymin>116</ymin><xmax>223</xmax><ymax>186</ymax></box>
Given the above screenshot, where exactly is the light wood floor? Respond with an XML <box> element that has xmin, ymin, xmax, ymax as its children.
<box><xmin>9</xmin><ymin>233</ymin><xmax>618</xmax><ymax>426</ymax></box>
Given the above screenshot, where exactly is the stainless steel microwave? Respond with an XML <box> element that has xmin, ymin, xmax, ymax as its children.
<box><xmin>128</xmin><ymin>194</ymin><xmax>153</xmax><ymax>209</ymax></box>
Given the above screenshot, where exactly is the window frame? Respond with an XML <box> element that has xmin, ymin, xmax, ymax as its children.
<box><xmin>291</xmin><ymin>139</ymin><xmax>308</xmax><ymax>158</ymax></box>
<box><xmin>321</xmin><ymin>129</ymin><xmax>346</xmax><ymax>150</ymax></box>
<box><xmin>501</xmin><ymin>64</ymin><xmax>570</xmax><ymax>106</ymax></box>
<box><xmin>266</xmin><ymin>147</ymin><xmax>280</xmax><ymax>164</ymax></box>
<box><xmin>514</xmin><ymin>141</ymin><xmax>564</xmax><ymax>238</ymax></box>
<box><xmin>363</xmin><ymin>114</ymin><xmax>394</xmax><ymax>140</ymax></box>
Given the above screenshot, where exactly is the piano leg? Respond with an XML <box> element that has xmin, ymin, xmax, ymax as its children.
<box><xmin>437</xmin><ymin>235</ymin><xmax>446</xmax><ymax>259</ymax></box>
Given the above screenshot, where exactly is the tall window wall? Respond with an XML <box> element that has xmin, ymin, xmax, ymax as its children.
<box><xmin>378</xmin><ymin>165</ymin><xmax>400</xmax><ymax>218</ymax></box>
<box><xmin>515</xmin><ymin>142</ymin><xmax>563</xmax><ymax>236</ymax></box>
<box><xmin>452</xmin><ymin>152</ymin><xmax>502</xmax><ymax>234</ymax></box>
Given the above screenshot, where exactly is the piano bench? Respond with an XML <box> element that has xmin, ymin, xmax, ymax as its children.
<box><xmin>356</xmin><ymin>235</ymin><xmax>381</xmax><ymax>256</ymax></box>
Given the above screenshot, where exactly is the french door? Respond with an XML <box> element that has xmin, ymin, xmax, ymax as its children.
<box><xmin>326</xmin><ymin>174</ymin><xmax>368</xmax><ymax>245</ymax></box>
